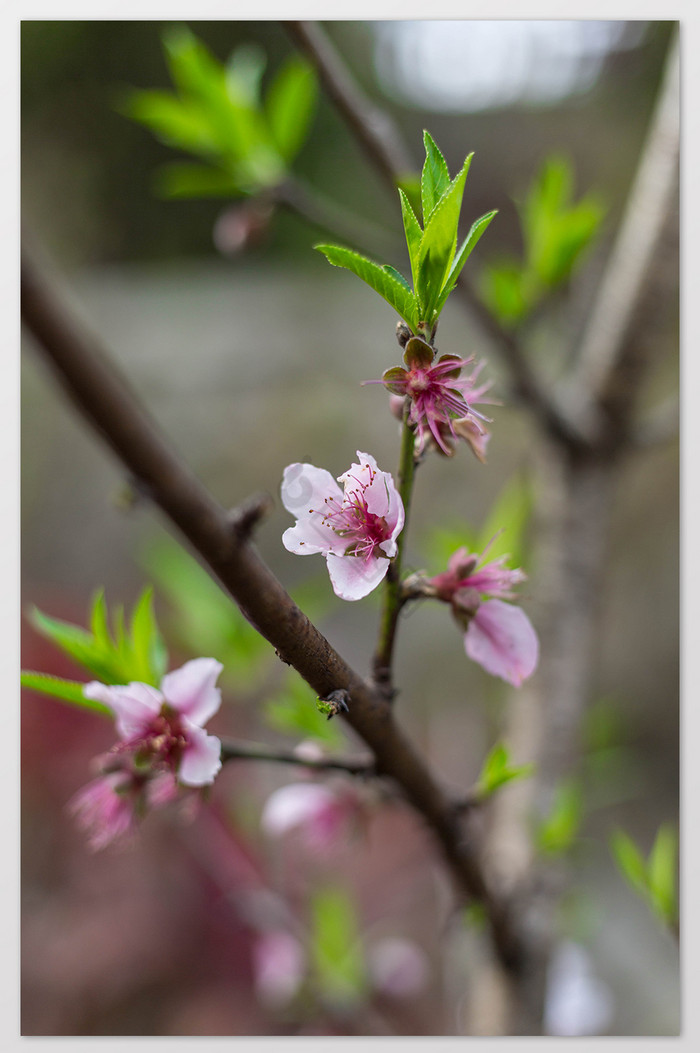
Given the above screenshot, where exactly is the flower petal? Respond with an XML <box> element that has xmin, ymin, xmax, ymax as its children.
<box><xmin>465</xmin><ymin>599</ymin><xmax>539</xmax><ymax>687</ymax></box>
<box><xmin>260</xmin><ymin>782</ymin><xmax>335</xmax><ymax>836</ymax></box>
<box><xmin>326</xmin><ymin>551</ymin><xmax>390</xmax><ymax>601</ymax></box>
<box><xmin>84</xmin><ymin>681</ymin><xmax>162</xmax><ymax>740</ymax></box>
<box><xmin>281</xmin><ymin>462</ymin><xmax>345</xmax><ymax>554</ymax></box>
<box><xmin>178</xmin><ymin>723</ymin><xmax>222</xmax><ymax>786</ymax></box>
<box><xmin>161</xmin><ymin>657</ymin><xmax>223</xmax><ymax>726</ymax></box>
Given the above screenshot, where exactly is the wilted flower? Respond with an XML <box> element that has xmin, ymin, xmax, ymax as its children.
<box><xmin>281</xmin><ymin>451</ymin><xmax>404</xmax><ymax>601</ymax></box>
<box><xmin>428</xmin><ymin>546</ymin><xmax>538</xmax><ymax>687</ymax></box>
<box><xmin>373</xmin><ymin>336</ymin><xmax>494</xmax><ymax>457</ymax></box>
<box><xmin>72</xmin><ymin>658</ymin><xmax>224</xmax><ymax>849</ymax></box>
<box><xmin>261</xmin><ymin>781</ymin><xmax>363</xmax><ymax>854</ymax></box>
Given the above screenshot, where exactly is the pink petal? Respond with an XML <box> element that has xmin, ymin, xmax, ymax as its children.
<box><xmin>178</xmin><ymin>723</ymin><xmax>222</xmax><ymax>786</ymax></box>
<box><xmin>161</xmin><ymin>657</ymin><xmax>223</xmax><ymax>726</ymax></box>
<box><xmin>253</xmin><ymin>931</ymin><xmax>306</xmax><ymax>1007</ymax></box>
<box><xmin>261</xmin><ymin>783</ymin><xmax>336</xmax><ymax>836</ymax></box>
<box><xmin>326</xmin><ymin>551</ymin><xmax>390</xmax><ymax>601</ymax></box>
<box><xmin>281</xmin><ymin>462</ymin><xmax>346</xmax><ymax>555</ymax></box>
<box><xmin>465</xmin><ymin>600</ymin><xmax>539</xmax><ymax>687</ymax></box>
<box><xmin>84</xmin><ymin>681</ymin><xmax>162</xmax><ymax>740</ymax></box>
<box><xmin>368</xmin><ymin>938</ymin><xmax>429</xmax><ymax>998</ymax></box>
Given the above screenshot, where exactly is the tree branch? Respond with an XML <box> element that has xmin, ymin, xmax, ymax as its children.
<box><xmin>570</xmin><ymin>32</ymin><xmax>679</xmax><ymax>427</ymax></box>
<box><xmin>220</xmin><ymin>737</ymin><xmax>375</xmax><ymax>776</ymax></box>
<box><xmin>21</xmin><ymin>237</ymin><xmax>525</xmax><ymax>974</ymax></box>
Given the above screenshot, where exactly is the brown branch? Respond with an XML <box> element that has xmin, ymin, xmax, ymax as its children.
<box><xmin>570</xmin><ymin>32</ymin><xmax>679</xmax><ymax>429</ymax></box>
<box><xmin>21</xmin><ymin>237</ymin><xmax>525</xmax><ymax>974</ymax></box>
<box><xmin>220</xmin><ymin>737</ymin><xmax>375</xmax><ymax>776</ymax></box>
<box><xmin>284</xmin><ymin>21</ymin><xmax>415</xmax><ymax>188</ymax></box>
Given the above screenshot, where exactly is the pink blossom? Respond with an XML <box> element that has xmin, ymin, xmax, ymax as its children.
<box><xmin>253</xmin><ymin>931</ymin><xmax>306</xmax><ymax>1008</ymax></box>
<box><xmin>261</xmin><ymin>782</ymin><xmax>361</xmax><ymax>853</ymax></box>
<box><xmin>68</xmin><ymin>771</ymin><xmax>139</xmax><ymax>851</ymax></box>
<box><xmin>374</xmin><ymin>336</ymin><xmax>494</xmax><ymax>457</ymax></box>
<box><xmin>83</xmin><ymin>657</ymin><xmax>224</xmax><ymax>787</ymax></box>
<box><xmin>429</xmin><ymin>547</ymin><xmax>538</xmax><ymax>687</ymax></box>
<box><xmin>281</xmin><ymin>451</ymin><xmax>404</xmax><ymax>601</ymax></box>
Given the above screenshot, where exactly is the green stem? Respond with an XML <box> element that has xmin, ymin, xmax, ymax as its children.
<box><xmin>372</xmin><ymin>401</ymin><xmax>417</xmax><ymax>698</ymax></box>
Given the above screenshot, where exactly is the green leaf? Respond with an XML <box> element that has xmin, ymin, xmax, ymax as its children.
<box><xmin>90</xmin><ymin>590</ymin><xmax>113</xmax><ymax>652</ymax></box>
<box><xmin>225</xmin><ymin>43</ymin><xmax>267</xmax><ymax>107</ymax></box>
<box><xmin>265</xmin><ymin>55</ymin><xmax>317</xmax><ymax>163</ymax></box>
<box><xmin>153</xmin><ymin>162</ymin><xmax>244</xmax><ymax>199</ymax></box>
<box><xmin>434</xmin><ymin>209</ymin><xmax>497</xmax><ymax>314</ymax></box>
<box><xmin>120</xmin><ymin>90</ymin><xmax>221</xmax><ymax>156</ymax></box>
<box><xmin>310</xmin><ymin>887</ymin><xmax>367</xmax><ymax>1007</ymax></box>
<box><xmin>423</xmin><ymin>521</ymin><xmax>479</xmax><ymax>569</ymax></box>
<box><xmin>30</xmin><ymin>607</ymin><xmax>118</xmax><ymax>683</ymax></box>
<box><xmin>478</xmin><ymin>260</ymin><xmax>530</xmax><ymax>327</ymax></box>
<box><xmin>129</xmin><ymin>587</ymin><xmax>168</xmax><ymax>686</ymax></box>
<box><xmin>315</xmin><ymin>244</ymin><xmax>419</xmax><ymax>330</ymax></box>
<box><xmin>416</xmin><ymin>152</ymin><xmax>473</xmax><ymax>320</ymax></box>
<box><xmin>477</xmin><ymin>741</ymin><xmax>534</xmax><ymax>798</ymax></box>
<box><xmin>477</xmin><ymin>473</ymin><xmax>533</xmax><ymax>570</ymax></box>
<box><xmin>421</xmin><ymin>130</ymin><xmax>451</xmax><ymax>222</ymax></box>
<box><xmin>398</xmin><ymin>187</ymin><xmax>423</xmax><ymax>291</ymax></box>
<box><xmin>20</xmin><ymin>672</ymin><xmax>110</xmax><ymax>715</ymax></box>
<box><xmin>609</xmin><ymin>829</ymin><xmax>649</xmax><ymax>897</ymax></box>
<box><xmin>647</xmin><ymin>825</ymin><xmax>677</xmax><ymax>924</ymax></box>
<box><xmin>536</xmin><ymin>780</ymin><xmax>583</xmax><ymax>856</ymax></box>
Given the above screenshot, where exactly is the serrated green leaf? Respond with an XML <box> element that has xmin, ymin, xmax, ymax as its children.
<box><xmin>398</xmin><ymin>187</ymin><xmax>422</xmax><ymax>292</ymax></box>
<box><xmin>310</xmin><ymin>887</ymin><xmax>367</xmax><ymax>1007</ymax></box>
<box><xmin>647</xmin><ymin>825</ymin><xmax>677</xmax><ymax>923</ymax></box>
<box><xmin>153</xmin><ymin>161</ymin><xmax>244</xmax><ymax>199</ymax></box>
<box><xmin>315</xmin><ymin>244</ymin><xmax>418</xmax><ymax>329</ymax></box>
<box><xmin>421</xmin><ymin>130</ymin><xmax>451</xmax><ymax>222</ymax></box>
<box><xmin>477</xmin><ymin>473</ymin><xmax>533</xmax><ymax>570</ymax></box>
<box><xmin>435</xmin><ymin>209</ymin><xmax>497</xmax><ymax>314</ymax></box>
<box><xmin>30</xmin><ymin>607</ymin><xmax>116</xmax><ymax>682</ymax></box>
<box><xmin>265</xmin><ymin>55</ymin><xmax>317</xmax><ymax>163</ymax></box>
<box><xmin>416</xmin><ymin>152</ymin><xmax>473</xmax><ymax>320</ymax></box>
<box><xmin>20</xmin><ymin>672</ymin><xmax>110</xmax><ymax>715</ymax></box>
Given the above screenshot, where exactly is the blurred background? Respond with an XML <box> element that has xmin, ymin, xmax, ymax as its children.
<box><xmin>21</xmin><ymin>20</ymin><xmax>678</xmax><ymax>1036</ymax></box>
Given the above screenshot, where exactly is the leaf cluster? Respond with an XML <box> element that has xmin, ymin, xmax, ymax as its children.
<box><xmin>21</xmin><ymin>589</ymin><xmax>168</xmax><ymax>714</ymax></box>
<box><xmin>480</xmin><ymin>154</ymin><xmax>605</xmax><ymax>326</ymax></box>
<box><xmin>476</xmin><ymin>742</ymin><xmax>534</xmax><ymax>799</ymax></box>
<box><xmin>610</xmin><ymin>825</ymin><xmax>678</xmax><ymax>928</ymax></box>
<box><xmin>316</xmin><ymin>132</ymin><xmax>496</xmax><ymax>336</ymax></box>
<box><xmin>120</xmin><ymin>26</ymin><xmax>317</xmax><ymax>199</ymax></box>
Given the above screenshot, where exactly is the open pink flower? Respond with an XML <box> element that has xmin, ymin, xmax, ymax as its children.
<box><xmin>281</xmin><ymin>451</ymin><xmax>404</xmax><ymax>601</ymax></box>
<box><xmin>374</xmin><ymin>336</ymin><xmax>494</xmax><ymax>457</ymax></box>
<box><xmin>429</xmin><ymin>547</ymin><xmax>538</xmax><ymax>687</ymax></box>
<box><xmin>83</xmin><ymin>657</ymin><xmax>224</xmax><ymax>787</ymax></box>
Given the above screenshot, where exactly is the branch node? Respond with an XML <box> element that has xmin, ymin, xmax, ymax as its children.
<box><xmin>227</xmin><ymin>491</ymin><xmax>274</xmax><ymax>540</ymax></box>
<box><xmin>317</xmin><ymin>688</ymin><xmax>351</xmax><ymax>720</ymax></box>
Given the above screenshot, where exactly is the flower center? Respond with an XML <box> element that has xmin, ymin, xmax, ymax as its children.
<box><xmin>315</xmin><ymin>467</ymin><xmax>391</xmax><ymax>562</ymax></box>
<box><xmin>130</xmin><ymin>707</ymin><xmax>189</xmax><ymax>771</ymax></box>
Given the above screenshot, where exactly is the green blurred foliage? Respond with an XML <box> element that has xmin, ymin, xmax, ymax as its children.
<box><xmin>264</xmin><ymin>673</ymin><xmax>345</xmax><ymax>749</ymax></box>
<box><xmin>610</xmin><ymin>824</ymin><xmax>678</xmax><ymax>929</ymax></box>
<box><xmin>535</xmin><ymin>778</ymin><xmax>584</xmax><ymax>857</ymax></box>
<box><xmin>121</xmin><ymin>26</ymin><xmax>318</xmax><ymax>199</ymax></box>
<box><xmin>23</xmin><ymin>588</ymin><xmax>168</xmax><ymax>711</ymax></box>
<box><xmin>310</xmin><ymin>886</ymin><xmax>368</xmax><ymax>1008</ymax></box>
<box><xmin>480</xmin><ymin>155</ymin><xmax>605</xmax><ymax>326</ymax></box>
<box><xmin>476</xmin><ymin>741</ymin><xmax>534</xmax><ymax>799</ymax></box>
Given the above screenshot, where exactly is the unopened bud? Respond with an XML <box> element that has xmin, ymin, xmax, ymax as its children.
<box><xmin>396</xmin><ymin>321</ymin><xmax>412</xmax><ymax>348</ymax></box>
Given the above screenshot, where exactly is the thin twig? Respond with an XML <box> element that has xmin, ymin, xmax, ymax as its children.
<box><xmin>570</xmin><ymin>32</ymin><xmax>679</xmax><ymax>422</ymax></box>
<box><xmin>220</xmin><ymin>737</ymin><xmax>375</xmax><ymax>775</ymax></box>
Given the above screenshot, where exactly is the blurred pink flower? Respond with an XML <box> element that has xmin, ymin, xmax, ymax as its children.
<box><xmin>374</xmin><ymin>336</ymin><xmax>493</xmax><ymax>456</ymax></box>
<box><xmin>72</xmin><ymin>659</ymin><xmax>224</xmax><ymax>849</ymax></box>
<box><xmin>252</xmin><ymin>931</ymin><xmax>306</xmax><ymax>1008</ymax></box>
<box><xmin>261</xmin><ymin>782</ymin><xmax>362</xmax><ymax>853</ymax></box>
<box><xmin>281</xmin><ymin>451</ymin><xmax>404</xmax><ymax>601</ymax></box>
<box><xmin>428</xmin><ymin>546</ymin><xmax>538</xmax><ymax>687</ymax></box>
<box><xmin>84</xmin><ymin>657</ymin><xmax>224</xmax><ymax>786</ymax></box>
